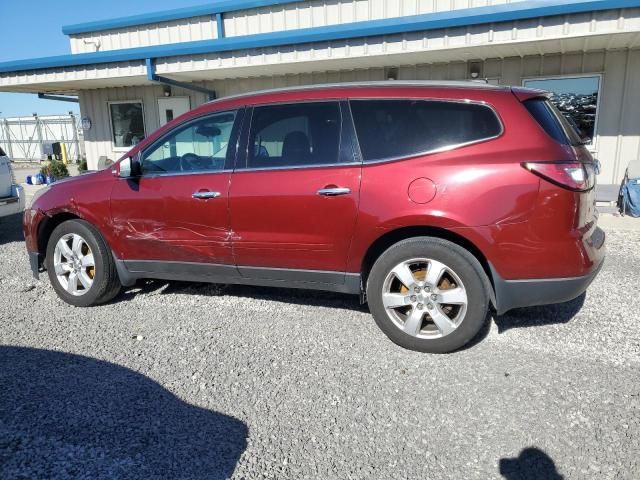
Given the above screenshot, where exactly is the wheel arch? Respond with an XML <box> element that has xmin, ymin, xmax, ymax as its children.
<box><xmin>360</xmin><ymin>226</ymin><xmax>496</xmax><ymax>307</ymax></box>
<box><xmin>37</xmin><ymin>212</ymin><xmax>83</xmax><ymax>259</ymax></box>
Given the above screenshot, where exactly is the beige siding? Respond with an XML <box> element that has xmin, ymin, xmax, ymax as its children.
<box><xmin>223</xmin><ymin>0</ymin><xmax>526</xmax><ymax>37</ymax></box>
<box><xmin>80</xmin><ymin>50</ymin><xmax>639</xmax><ymax>185</ymax></box>
<box><xmin>69</xmin><ymin>16</ymin><xmax>218</xmax><ymax>54</ymax></box>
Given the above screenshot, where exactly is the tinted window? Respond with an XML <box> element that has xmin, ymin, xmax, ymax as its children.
<box><xmin>141</xmin><ymin>111</ymin><xmax>237</xmax><ymax>175</ymax></box>
<box><xmin>350</xmin><ymin>100</ymin><xmax>502</xmax><ymax>162</ymax></box>
<box><xmin>523</xmin><ymin>99</ymin><xmax>571</xmax><ymax>145</ymax></box>
<box><xmin>244</xmin><ymin>102</ymin><xmax>341</xmax><ymax>169</ymax></box>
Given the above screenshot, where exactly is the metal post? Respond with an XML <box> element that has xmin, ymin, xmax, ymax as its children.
<box><xmin>2</xmin><ymin>119</ymin><xmax>14</xmax><ymax>159</ymax></box>
<box><xmin>33</xmin><ymin>114</ymin><xmax>44</xmax><ymax>161</ymax></box>
<box><xmin>70</xmin><ymin>113</ymin><xmax>80</xmax><ymax>162</ymax></box>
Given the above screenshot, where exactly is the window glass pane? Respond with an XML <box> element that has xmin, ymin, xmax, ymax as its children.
<box><xmin>523</xmin><ymin>76</ymin><xmax>600</xmax><ymax>145</ymax></box>
<box><xmin>523</xmin><ymin>99</ymin><xmax>569</xmax><ymax>145</ymax></box>
<box><xmin>141</xmin><ymin>111</ymin><xmax>237</xmax><ymax>175</ymax></box>
<box><xmin>246</xmin><ymin>102</ymin><xmax>341</xmax><ymax>169</ymax></box>
<box><xmin>109</xmin><ymin>102</ymin><xmax>145</xmax><ymax>148</ymax></box>
<box><xmin>350</xmin><ymin>100</ymin><xmax>502</xmax><ymax>162</ymax></box>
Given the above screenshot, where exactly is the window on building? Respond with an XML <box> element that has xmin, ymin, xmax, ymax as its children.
<box><xmin>244</xmin><ymin>102</ymin><xmax>341</xmax><ymax>169</ymax></box>
<box><xmin>349</xmin><ymin>100</ymin><xmax>502</xmax><ymax>162</ymax></box>
<box><xmin>523</xmin><ymin>76</ymin><xmax>601</xmax><ymax>147</ymax></box>
<box><xmin>109</xmin><ymin>101</ymin><xmax>146</xmax><ymax>149</ymax></box>
<box><xmin>141</xmin><ymin>111</ymin><xmax>237</xmax><ymax>175</ymax></box>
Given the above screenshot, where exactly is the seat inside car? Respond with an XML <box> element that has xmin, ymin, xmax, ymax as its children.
<box><xmin>281</xmin><ymin>131</ymin><xmax>311</xmax><ymax>165</ymax></box>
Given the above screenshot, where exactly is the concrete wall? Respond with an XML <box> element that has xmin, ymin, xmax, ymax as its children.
<box><xmin>79</xmin><ymin>49</ymin><xmax>640</xmax><ymax>184</ymax></box>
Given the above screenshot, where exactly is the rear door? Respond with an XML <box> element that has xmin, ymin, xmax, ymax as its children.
<box><xmin>110</xmin><ymin>109</ymin><xmax>243</xmax><ymax>266</ymax></box>
<box><xmin>229</xmin><ymin>100</ymin><xmax>361</xmax><ymax>282</ymax></box>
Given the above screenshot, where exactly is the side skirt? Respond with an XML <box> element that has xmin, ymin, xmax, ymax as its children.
<box><xmin>114</xmin><ymin>258</ymin><xmax>362</xmax><ymax>295</ymax></box>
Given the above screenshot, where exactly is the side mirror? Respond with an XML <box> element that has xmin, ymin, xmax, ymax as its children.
<box><xmin>117</xmin><ymin>155</ymin><xmax>141</xmax><ymax>178</ymax></box>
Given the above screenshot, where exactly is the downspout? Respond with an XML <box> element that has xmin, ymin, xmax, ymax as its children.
<box><xmin>145</xmin><ymin>58</ymin><xmax>217</xmax><ymax>101</ymax></box>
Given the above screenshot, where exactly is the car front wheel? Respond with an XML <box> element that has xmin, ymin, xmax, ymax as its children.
<box><xmin>367</xmin><ymin>237</ymin><xmax>490</xmax><ymax>353</ymax></box>
<box><xmin>45</xmin><ymin>219</ymin><xmax>121</xmax><ymax>307</ymax></box>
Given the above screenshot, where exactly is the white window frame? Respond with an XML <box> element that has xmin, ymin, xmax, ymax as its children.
<box><xmin>107</xmin><ymin>100</ymin><xmax>146</xmax><ymax>152</ymax></box>
<box><xmin>521</xmin><ymin>74</ymin><xmax>603</xmax><ymax>152</ymax></box>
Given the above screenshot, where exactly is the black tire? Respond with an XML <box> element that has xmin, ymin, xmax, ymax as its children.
<box><xmin>367</xmin><ymin>237</ymin><xmax>490</xmax><ymax>353</ymax></box>
<box><xmin>45</xmin><ymin>219</ymin><xmax>121</xmax><ymax>307</ymax></box>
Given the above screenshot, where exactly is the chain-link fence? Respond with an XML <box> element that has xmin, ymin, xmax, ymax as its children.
<box><xmin>0</xmin><ymin>114</ymin><xmax>84</xmax><ymax>163</ymax></box>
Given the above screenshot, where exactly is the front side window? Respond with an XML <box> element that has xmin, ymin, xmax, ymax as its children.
<box><xmin>109</xmin><ymin>102</ymin><xmax>145</xmax><ymax>149</ymax></box>
<box><xmin>244</xmin><ymin>102</ymin><xmax>341</xmax><ymax>169</ymax></box>
<box><xmin>141</xmin><ymin>111</ymin><xmax>237</xmax><ymax>175</ymax></box>
<box><xmin>350</xmin><ymin>100</ymin><xmax>502</xmax><ymax>162</ymax></box>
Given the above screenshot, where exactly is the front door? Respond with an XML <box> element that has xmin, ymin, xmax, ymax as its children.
<box><xmin>229</xmin><ymin>101</ymin><xmax>361</xmax><ymax>281</ymax></box>
<box><xmin>158</xmin><ymin>97</ymin><xmax>191</xmax><ymax>126</ymax></box>
<box><xmin>110</xmin><ymin>108</ymin><xmax>243</xmax><ymax>266</ymax></box>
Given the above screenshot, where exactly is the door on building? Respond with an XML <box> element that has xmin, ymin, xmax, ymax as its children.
<box><xmin>110</xmin><ymin>108</ymin><xmax>244</xmax><ymax>266</ymax></box>
<box><xmin>158</xmin><ymin>97</ymin><xmax>191</xmax><ymax>126</ymax></box>
<box><xmin>229</xmin><ymin>101</ymin><xmax>362</xmax><ymax>282</ymax></box>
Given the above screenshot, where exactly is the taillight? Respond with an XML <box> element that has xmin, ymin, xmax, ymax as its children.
<box><xmin>522</xmin><ymin>161</ymin><xmax>595</xmax><ymax>192</ymax></box>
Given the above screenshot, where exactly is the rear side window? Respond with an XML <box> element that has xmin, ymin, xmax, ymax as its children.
<box><xmin>0</xmin><ymin>147</ymin><xmax>5</xmax><ymax>157</ymax></box>
<box><xmin>350</xmin><ymin>100</ymin><xmax>502</xmax><ymax>162</ymax></box>
<box><xmin>523</xmin><ymin>98</ymin><xmax>584</xmax><ymax>146</ymax></box>
<box><xmin>244</xmin><ymin>102</ymin><xmax>341</xmax><ymax>169</ymax></box>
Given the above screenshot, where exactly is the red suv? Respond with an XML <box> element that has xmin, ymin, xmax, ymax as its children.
<box><xmin>23</xmin><ymin>82</ymin><xmax>605</xmax><ymax>353</ymax></box>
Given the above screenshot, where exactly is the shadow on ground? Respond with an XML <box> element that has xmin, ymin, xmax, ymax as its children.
<box><xmin>500</xmin><ymin>447</ymin><xmax>564</xmax><ymax>479</ymax></box>
<box><xmin>120</xmin><ymin>279</ymin><xmax>371</xmax><ymax>313</ymax></box>
<box><xmin>0</xmin><ymin>346</ymin><xmax>247</xmax><ymax>480</ymax></box>
<box><xmin>0</xmin><ymin>213</ymin><xmax>24</xmax><ymax>246</ymax></box>
<box><xmin>493</xmin><ymin>293</ymin><xmax>586</xmax><ymax>333</ymax></box>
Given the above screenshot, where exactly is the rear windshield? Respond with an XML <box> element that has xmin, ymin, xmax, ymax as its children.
<box><xmin>524</xmin><ymin>98</ymin><xmax>584</xmax><ymax>146</ymax></box>
<box><xmin>350</xmin><ymin>99</ymin><xmax>502</xmax><ymax>162</ymax></box>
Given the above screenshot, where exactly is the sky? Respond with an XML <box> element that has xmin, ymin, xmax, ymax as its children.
<box><xmin>0</xmin><ymin>0</ymin><xmax>207</xmax><ymax>118</ymax></box>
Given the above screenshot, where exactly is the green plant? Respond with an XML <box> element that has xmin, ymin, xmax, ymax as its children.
<box><xmin>78</xmin><ymin>158</ymin><xmax>88</xmax><ymax>172</ymax></box>
<box><xmin>41</xmin><ymin>160</ymin><xmax>70</xmax><ymax>178</ymax></box>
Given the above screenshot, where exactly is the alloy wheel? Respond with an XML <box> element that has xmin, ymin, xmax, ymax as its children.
<box><xmin>53</xmin><ymin>233</ymin><xmax>96</xmax><ymax>296</ymax></box>
<box><xmin>381</xmin><ymin>258</ymin><xmax>468</xmax><ymax>339</ymax></box>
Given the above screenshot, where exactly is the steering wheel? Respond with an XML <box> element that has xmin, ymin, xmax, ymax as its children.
<box><xmin>180</xmin><ymin>153</ymin><xmax>206</xmax><ymax>172</ymax></box>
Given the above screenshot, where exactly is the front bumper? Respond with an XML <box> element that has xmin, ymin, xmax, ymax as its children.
<box><xmin>492</xmin><ymin>227</ymin><xmax>605</xmax><ymax>315</ymax></box>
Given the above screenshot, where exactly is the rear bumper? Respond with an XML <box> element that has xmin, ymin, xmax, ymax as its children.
<box><xmin>0</xmin><ymin>185</ymin><xmax>25</xmax><ymax>218</ymax></box>
<box><xmin>492</xmin><ymin>225</ymin><xmax>605</xmax><ymax>314</ymax></box>
<box><xmin>492</xmin><ymin>252</ymin><xmax>604</xmax><ymax>315</ymax></box>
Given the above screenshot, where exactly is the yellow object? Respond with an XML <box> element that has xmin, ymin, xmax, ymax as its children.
<box><xmin>61</xmin><ymin>143</ymin><xmax>68</xmax><ymax>165</ymax></box>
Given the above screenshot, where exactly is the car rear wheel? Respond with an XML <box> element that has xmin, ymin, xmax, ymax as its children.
<box><xmin>367</xmin><ymin>237</ymin><xmax>490</xmax><ymax>353</ymax></box>
<box><xmin>45</xmin><ymin>219</ymin><xmax>121</xmax><ymax>307</ymax></box>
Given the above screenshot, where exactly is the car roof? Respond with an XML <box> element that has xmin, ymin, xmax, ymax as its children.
<box><xmin>206</xmin><ymin>80</ymin><xmax>514</xmax><ymax>105</ymax></box>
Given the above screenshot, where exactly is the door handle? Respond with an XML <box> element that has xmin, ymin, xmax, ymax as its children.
<box><xmin>192</xmin><ymin>191</ymin><xmax>221</xmax><ymax>199</ymax></box>
<box><xmin>317</xmin><ymin>187</ymin><xmax>351</xmax><ymax>197</ymax></box>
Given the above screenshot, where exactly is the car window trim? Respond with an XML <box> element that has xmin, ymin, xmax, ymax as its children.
<box><xmin>236</xmin><ymin>99</ymin><xmax>356</xmax><ymax>173</ymax></box>
<box><xmin>138</xmin><ymin>107</ymin><xmax>244</xmax><ymax>178</ymax></box>
<box><xmin>348</xmin><ymin>97</ymin><xmax>504</xmax><ymax>165</ymax></box>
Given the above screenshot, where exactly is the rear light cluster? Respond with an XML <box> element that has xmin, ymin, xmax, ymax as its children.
<box><xmin>522</xmin><ymin>162</ymin><xmax>596</xmax><ymax>192</ymax></box>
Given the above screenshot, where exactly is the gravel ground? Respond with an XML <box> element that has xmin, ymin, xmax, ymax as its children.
<box><xmin>0</xmin><ymin>213</ymin><xmax>639</xmax><ymax>479</ymax></box>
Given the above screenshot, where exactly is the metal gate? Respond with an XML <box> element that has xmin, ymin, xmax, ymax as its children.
<box><xmin>0</xmin><ymin>114</ymin><xmax>82</xmax><ymax>162</ymax></box>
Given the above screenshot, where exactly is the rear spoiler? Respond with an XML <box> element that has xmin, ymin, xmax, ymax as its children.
<box><xmin>511</xmin><ymin>87</ymin><xmax>552</xmax><ymax>102</ymax></box>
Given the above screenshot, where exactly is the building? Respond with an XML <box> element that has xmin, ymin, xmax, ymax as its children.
<box><xmin>1</xmin><ymin>0</ymin><xmax>639</xmax><ymax>189</ymax></box>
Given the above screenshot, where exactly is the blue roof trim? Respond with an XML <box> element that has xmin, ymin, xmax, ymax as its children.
<box><xmin>62</xmin><ymin>0</ymin><xmax>301</xmax><ymax>35</ymax></box>
<box><xmin>3</xmin><ymin>0</ymin><xmax>639</xmax><ymax>74</ymax></box>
